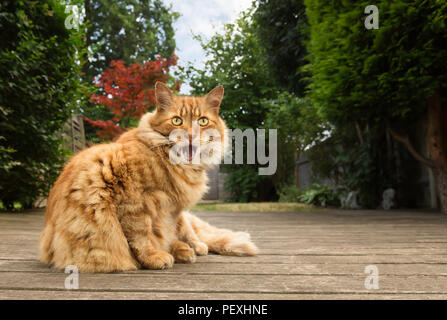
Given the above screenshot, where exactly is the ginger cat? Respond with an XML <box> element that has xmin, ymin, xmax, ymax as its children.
<box><xmin>39</xmin><ymin>82</ymin><xmax>258</xmax><ymax>272</ymax></box>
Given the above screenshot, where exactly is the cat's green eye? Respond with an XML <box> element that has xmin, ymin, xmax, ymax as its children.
<box><xmin>171</xmin><ymin>117</ymin><xmax>183</xmax><ymax>126</ymax></box>
<box><xmin>198</xmin><ymin>117</ymin><xmax>209</xmax><ymax>126</ymax></box>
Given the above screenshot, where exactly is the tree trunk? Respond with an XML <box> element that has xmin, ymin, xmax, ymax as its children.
<box><xmin>427</xmin><ymin>91</ymin><xmax>447</xmax><ymax>214</ymax></box>
<box><xmin>434</xmin><ymin>169</ymin><xmax>447</xmax><ymax>214</ymax></box>
<box><xmin>294</xmin><ymin>150</ymin><xmax>300</xmax><ymax>188</ymax></box>
<box><xmin>388</xmin><ymin>91</ymin><xmax>447</xmax><ymax>214</ymax></box>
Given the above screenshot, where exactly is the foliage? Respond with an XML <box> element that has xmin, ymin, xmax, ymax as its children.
<box><xmin>264</xmin><ymin>93</ymin><xmax>325</xmax><ymax>188</ymax></box>
<box><xmin>296</xmin><ymin>183</ymin><xmax>340</xmax><ymax>207</ymax></box>
<box><xmin>305</xmin><ymin>0</ymin><xmax>447</xmax><ymax>129</ymax></box>
<box><xmin>302</xmin><ymin>0</ymin><xmax>447</xmax><ymax>208</ymax></box>
<box><xmin>82</xmin><ymin>0</ymin><xmax>179</xmax><ymax>141</ymax></box>
<box><xmin>186</xmin><ymin>7</ymin><xmax>325</xmax><ymax>202</ymax></box>
<box><xmin>254</xmin><ymin>0</ymin><xmax>308</xmax><ymax>95</ymax></box>
<box><xmin>279</xmin><ymin>183</ymin><xmax>339</xmax><ymax>207</ymax></box>
<box><xmin>278</xmin><ymin>185</ymin><xmax>301</xmax><ymax>203</ymax></box>
<box><xmin>192</xmin><ymin>202</ymin><xmax>314</xmax><ymax>213</ymax></box>
<box><xmin>0</xmin><ymin>0</ymin><xmax>85</xmax><ymax>210</ymax></box>
<box><xmin>222</xmin><ymin>165</ymin><xmax>277</xmax><ymax>203</ymax></box>
<box><xmin>185</xmin><ymin>10</ymin><xmax>279</xmax><ymax>202</ymax></box>
<box><xmin>279</xmin><ymin>183</ymin><xmax>340</xmax><ymax>207</ymax></box>
<box><xmin>85</xmin><ymin>57</ymin><xmax>179</xmax><ymax>140</ymax></box>
<box><xmin>331</xmin><ymin>135</ymin><xmax>387</xmax><ymax>207</ymax></box>
<box><xmin>83</xmin><ymin>0</ymin><xmax>178</xmax><ymax>81</ymax></box>
<box><xmin>305</xmin><ymin>127</ymin><xmax>396</xmax><ymax>208</ymax></box>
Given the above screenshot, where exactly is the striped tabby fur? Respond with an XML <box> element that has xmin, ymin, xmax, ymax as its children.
<box><xmin>39</xmin><ymin>82</ymin><xmax>258</xmax><ymax>272</ymax></box>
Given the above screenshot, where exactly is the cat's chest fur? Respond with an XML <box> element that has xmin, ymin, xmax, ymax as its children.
<box><xmin>120</xmin><ymin>139</ymin><xmax>209</xmax><ymax>215</ymax></box>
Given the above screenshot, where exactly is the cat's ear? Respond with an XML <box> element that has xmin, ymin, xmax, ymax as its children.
<box><xmin>155</xmin><ymin>81</ymin><xmax>174</xmax><ymax>111</ymax></box>
<box><xmin>205</xmin><ymin>85</ymin><xmax>224</xmax><ymax>114</ymax></box>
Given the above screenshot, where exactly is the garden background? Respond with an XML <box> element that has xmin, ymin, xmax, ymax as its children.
<box><xmin>1</xmin><ymin>0</ymin><xmax>446</xmax><ymax>214</ymax></box>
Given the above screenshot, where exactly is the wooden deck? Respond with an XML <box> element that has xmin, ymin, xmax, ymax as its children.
<box><xmin>0</xmin><ymin>209</ymin><xmax>446</xmax><ymax>299</ymax></box>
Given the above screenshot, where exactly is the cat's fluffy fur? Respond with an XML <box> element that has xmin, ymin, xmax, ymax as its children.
<box><xmin>39</xmin><ymin>82</ymin><xmax>258</xmax><ymax>272</ymax></box>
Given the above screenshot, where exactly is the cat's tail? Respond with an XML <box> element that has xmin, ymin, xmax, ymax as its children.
<box><xmin>183</xmin><ymin>211</ymin><xmax>259</xmax><ymax>256</ymax></box>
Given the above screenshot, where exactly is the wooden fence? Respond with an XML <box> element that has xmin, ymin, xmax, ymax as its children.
<box><xmin>62</xmin><ymin>114</ymin><xmax>86</xmax><ymax>154</ymax></box>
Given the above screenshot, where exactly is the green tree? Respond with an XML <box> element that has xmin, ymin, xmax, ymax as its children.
<box><xmin>0</xmin><ymin>0</ymin><xmax>85</xmax><ymax>210</ymax></box>
<box><xmin>264</xmin><ymin>93</ymin><xmax>324</xmax><ymax>189</ymax></box>
<box><xmin>186</xmin><ymin>10</ymin><xmax>279</xmax><ymax>202</ymax></box>
<box><xmin>82</xmin><ymin>0</ymin><xmax>179</xmax><ymax>141</ymax></box>
<box><xmin>83</xmin><ymin>0</ymin><xmax>178</xmax><ymax>80</ymax></box>
<box><xmin>305</xmin><ymin>0</ymin><xmax>447</xmax><ymax>212</ymax></box>
<box><xmin>254</xmin><ymin>0</ymin><xmax>308</xmax><ymax>95</ymax></box>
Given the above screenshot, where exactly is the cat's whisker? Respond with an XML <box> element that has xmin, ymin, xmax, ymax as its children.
<box><xmin>147</xmin><ymin>140</ymin><xmax>176</xmax><ymax>150</ymax></box>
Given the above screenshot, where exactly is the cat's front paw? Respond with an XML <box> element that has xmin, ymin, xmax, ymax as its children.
<box><xmin>172</xmin><ymin>241</ymin><xmax>196</xmax><ymax>263</ymax></box>
<box><xmin>141</xmin><ymin>251</ymin><xmax>174</xmax><ymax>270</ymax></box>
<box><xmin>191</xmin><ymin>241</ymin><xmax>208</xmax><ymax>256</ymax></box>
<box><xmin>174</xmin><ymin>246</ymin><xmax>196</xmax><ymax>263</ymax></box>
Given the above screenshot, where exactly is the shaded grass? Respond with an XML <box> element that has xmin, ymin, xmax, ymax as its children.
<box><xmin>1</xmin><ymin>201</ymin><xmax>315</xmax><ymax>213</ymax></box>
<box><xmin>0</xmin><ymin>201</ymin><xmax>23</xmax><ymax>212</ymax></box>
<box><xmin>191</xmin><ymin>202</ymin><xmax>315</xmax><ymax>213</ymax></box>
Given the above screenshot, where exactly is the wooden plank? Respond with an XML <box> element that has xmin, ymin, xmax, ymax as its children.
<box><xmin>1</xmin><ymin>209</ymin><xmax>446</xmax><ymax>299</ymax></box>
<box><xmin>3</xmin><ymin>235</ymin><xmax>447</xmax><ymax>251</ymax></box>
<box><xmin>198</xmin><ymin>254</ymin><xmax>447</xmax><ymax>264</ymax></box>
<box><xmin>3</xmin><ymin>253</ymin><xmax>447</xmax><ymax>264</ymax></box>
<box><xmin>1</xmin><ymin>289</ymin><xmax>446</xmax><ymax>300</ymax></box>
<box><xmin>1</xmin><ymin>272</ymin><xmax>447</xmax><ymax>294</ymax></box>
<box><xmin>1</xmin><ymin>260</ymin><xmax>446</xmax><ymax>276</ymax></box>
<box><xmin>1</xmin><ymin>243</ymin><xmax>447</xmax><ymax>261</ymax></box>
<box><xmin>5</xmin><ymin>231</ymin><xmax>447</xmax><ymax>243</ymax></box>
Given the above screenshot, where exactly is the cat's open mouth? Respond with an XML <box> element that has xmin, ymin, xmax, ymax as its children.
<box><xmin>180</xmin><ymin>144</ymin><xmax>198</xmax><ymax>163</ymax></box>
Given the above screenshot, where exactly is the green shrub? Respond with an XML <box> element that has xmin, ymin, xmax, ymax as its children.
<box><xmin>186</xmin><ymin>10</ymin><xmax>280</xmax><ymax>202</ymax></box>
<box><xmin>0</xmin><ymin>0</ymin><xmax>85</xmax><ymax>210</ymax></box>
<box><xmin>280</xmin><ymin>184</ymin><xmax>340</xmax><ymax>207</ymax></box>
<box><xmin>278</xmin><ymin>185</ymin><xmax>302</xmax><ymax>203</ymax></box>
<box><xmin>297</xmin><ymin>184</ymin><xmax>340</xmax><ymax>207</ymax></box>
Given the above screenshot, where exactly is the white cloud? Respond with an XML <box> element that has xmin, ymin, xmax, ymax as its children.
<box><xmin>163</xmin><ymin>0</ymin><xmax>253</xmax><ymax>93</ymax></box>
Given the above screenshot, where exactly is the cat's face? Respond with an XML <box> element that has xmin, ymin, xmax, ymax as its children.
<box><xmin>139</xmin><ymin>82</ymin><xmax>227</xmax><ymax>166</ymax></box>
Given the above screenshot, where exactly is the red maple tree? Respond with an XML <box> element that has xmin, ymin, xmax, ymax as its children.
<box><xmin>84</xmin><ymin>55</ymin><xmax>180</xmax><ymax>140</ymax></box>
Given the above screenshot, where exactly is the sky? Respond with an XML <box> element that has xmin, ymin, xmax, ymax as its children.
<box><xmin>163</xmin><ymin>0</ymin><xmax>253</xmax><ymax>93</ymax></box>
